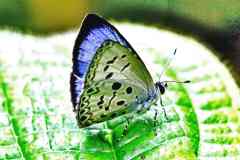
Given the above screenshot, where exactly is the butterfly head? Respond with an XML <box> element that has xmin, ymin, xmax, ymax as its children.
<box><xmin>155</xmin><ymin>80</ymin><xmax>190</xmax><ymax>95</ymax></box>
<box><xmin>155</xmin><ymin>82</ymin><xmax>167</xmax><ymax>95</ymax></box>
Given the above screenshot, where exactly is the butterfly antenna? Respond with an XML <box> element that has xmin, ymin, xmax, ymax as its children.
<box><xmin>158</xmin><ymin>48</ymin><xmax>177</xmax><ymax>80</ymax></box>
<box><xmin>162</xmin><ymin>80</ymin><xmax>191</xmax><ymax>84</ymax></box>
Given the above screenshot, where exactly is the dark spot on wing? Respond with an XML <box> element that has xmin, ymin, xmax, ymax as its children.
<box><xmin>117</xmin><ymin>100</ymin><xmax>125</xmax><ymax>106</ymax></box>
<box><xmin>105</xmin><ymin>106</ymin><xmax>109</xmax><ymax>111</ymax></box>
<box><xmin>105</xmin><ymin>92</ymin><xmax>117</xmax><ymax>111</ymax></box>
<box><xmin>103</xmin><ymin>65</ymin><xmax>109</xmax><ymax>72</ymax></box>
<box><xmin>87</xmin><ymin>74</ymin><xmax>91</xmax><ymax>79</ymax></box>
<box><xmin>87</xmin><ymin>88</ymin><xmax>94</xmax><ymax>93</ymax></box>
<box><xmin>107</xmin><ymin>56</ymin><xmax>118</xmax><ymax>64</ymax></box>
<box><xmin>80</xmin><ymin>103</ymin><xmax>85</xmax><ymax>107</ymax></box>
<box><xmin>121</xmin><ymin>55</ymin><xmax>127</xmax><ymax>58</ymax></box>
<box><xmin>97</xmin><ymin>95</ymin><xmax>104</xmax><ymax>105</ymax></box>
<box><xmin>97</xmin><ymin>47</ymin><xmax>103</xmax><ymax>53</ymax></box>
<box><xmin>86</xmin><ymin>87</ymin><xmax>99</xmax><ymax>95</ymax></box>
<box><xmin>82</xmin><ymin>96</ymin><xmax>86</xmax><ymax>101</ymax></box>
<box><xmin>80</xmin><ymin>115</ymin><xmax>87</xmax><ymax>121</ymax></box>
<box><xmin>112</xmin><ymin>82</ymin><xmax>122</xmax><ymax>90</ymax></box>
<box><xmin>126</xmin><ymin>87</ymin><xmax>133</xmax><ymax>94</ymax></box>
<box><xmin>97</xmin><ymin>101</ymin><xmax>104</xmax><ymax>105</ymax></box>
<box><xmin>81</xmin><ymin>99</ymin><xmax>90</xmax><ymax>107</ymax></box>
<box><xmin>80</xmin><ymin>109</ymin><xmax>85</xmax><ymax>114</ymax></box>
<box><xmin>121</xmin><ymin>63</ymin><xmax>130</xmax><ymax>72</ymax></box>
<box><xmin>105</xmin><ymin>72</ymin><xmax>113</xmax><ymax>79</ymax></box>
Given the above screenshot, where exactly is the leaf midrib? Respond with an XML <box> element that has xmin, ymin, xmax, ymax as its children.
<box><xmin>0</xmin><ymin>71</ymin><xmax>27</xmax><ymax>160</ymax></box>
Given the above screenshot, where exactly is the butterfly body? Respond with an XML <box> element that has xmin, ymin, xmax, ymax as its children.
<box><xmin>71</xmin><ymin>14</ymin><xmax>164</xmax><ymax>128</ymax></box>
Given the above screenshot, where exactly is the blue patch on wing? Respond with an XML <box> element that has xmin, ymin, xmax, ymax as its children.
<box><xmin>70</xmin><ymin>14</ymin><xmax>135</xmax><ymax>108</ymax></box>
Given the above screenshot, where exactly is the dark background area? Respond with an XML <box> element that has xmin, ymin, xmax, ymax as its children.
<box><xmin>1</xmin><ymin>0</ymin><xmax>239</xmax><ymax>84</ymax></box>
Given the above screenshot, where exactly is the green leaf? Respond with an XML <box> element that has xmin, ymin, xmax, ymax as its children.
<box><xmin>0</xmin><ymin>23</ymin><xmax>240</xmax><ymax>160</ymax></box>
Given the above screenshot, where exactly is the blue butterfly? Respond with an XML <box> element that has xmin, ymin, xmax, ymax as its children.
<box><xmin>70</xmin><ymin>14</ymin><xmax>190</xmax><ymax>128</ymax></box>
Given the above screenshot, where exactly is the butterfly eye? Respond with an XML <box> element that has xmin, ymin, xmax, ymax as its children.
<box><xmin>159</xmin><ymin>85</ymin><xmax>165</xmax><ymax>94</ymax></box>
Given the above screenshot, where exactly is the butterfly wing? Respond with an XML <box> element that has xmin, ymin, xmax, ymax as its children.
<box><xmin>70</xmin><ymin>14</ymin><xmax>156</xmax><ymax>128</ymax></box>
<box><xmin>76</xmin><ymin>41</ymin><xmax>157</xmax><ymax>128</ymax></box>
<box><xmin>71</xmin><ymin>14</ymin><xmax>135</xmax><ymax>109</ymax></box>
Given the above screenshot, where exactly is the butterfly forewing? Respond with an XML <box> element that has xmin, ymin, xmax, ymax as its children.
<box><xmin>76</xmin><ymin>41</ymin><xmax>156</xmax><ymax>128</ymax></box>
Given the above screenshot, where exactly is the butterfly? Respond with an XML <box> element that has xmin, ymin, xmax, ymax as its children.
<box><xmin>70</xmin><ymin>14</ymin><xmax>190</xmax><ymax>128</ymax></box>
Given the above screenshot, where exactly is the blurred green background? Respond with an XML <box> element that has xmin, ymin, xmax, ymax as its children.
<box><xmin>0</xmin><ymin>0</ymin><xmax>240</xmax><ymax>83</ymax></box>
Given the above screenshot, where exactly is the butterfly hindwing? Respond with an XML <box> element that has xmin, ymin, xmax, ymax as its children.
<box><xmin>76</xmin><ymin>41</ymin><xmax>156</xmax><ymax>128</ymax></box>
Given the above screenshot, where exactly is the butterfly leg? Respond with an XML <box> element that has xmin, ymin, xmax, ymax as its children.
<box><xmin>122</xmin><ymin>114</ymin><xmax>134</xmax><ymax>136</ymax></box>
<box><xmin>153</xmin><ymin>108</ymin><xmax>159</xmax><ymax>136</ymax></box>
<box><xmin>123</xmin><ymin>119</ymin><xmax>129</xmax><ymax>136</ymax></box>
<box><xmin>153</xmin><ymin>108</ymin><xmax>158</xmax><ymax>128</ymax></box>
<box><xmin>116</xmin><ymin>116</ymin><xmax>131</xmax><ymax>142</ymax></box>
<box><xmin>120</xmin><ymin>104</ymin><xmax>143</xmax><ymax>138</ymax></box>
<box><xmin>159</xmin><ymin>95</ymin><xmax>169</xmax><ymax>121</ymax></box>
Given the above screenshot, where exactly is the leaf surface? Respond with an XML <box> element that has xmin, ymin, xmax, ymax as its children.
<box><xmin>0</xmin><ymin>24</ymin><xmax>239</xmax><ymax>159</ymax></box>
